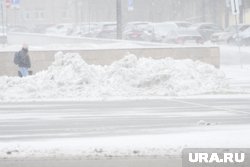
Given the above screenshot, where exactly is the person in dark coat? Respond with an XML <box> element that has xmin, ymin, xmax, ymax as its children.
<box><xmin>14</xmin><ymin>44</ymin><xmax>31</xmax><ymax>77</ymax></box>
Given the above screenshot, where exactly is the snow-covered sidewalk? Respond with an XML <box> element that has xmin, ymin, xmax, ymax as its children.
<box><xmin>1</xmin><ymin>124</ymin><xmax>250</xmax><ymax>159</ymax></box>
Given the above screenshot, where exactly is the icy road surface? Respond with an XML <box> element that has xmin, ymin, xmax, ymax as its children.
<box><xmin>0</xmin><ymin>97</ymin><xmax>250</xmax><ymax>167</ymax></box>
<box><xmin>1</xmin><ymin>98</ymin><xmax>250</xmax><ymax>141</ymax></box>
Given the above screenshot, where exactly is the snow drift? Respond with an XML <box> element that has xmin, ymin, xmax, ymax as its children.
<box><xmin>0</xmin><ymin>52</ymin><xmax>229</xmax><ymax>101</ymax></box>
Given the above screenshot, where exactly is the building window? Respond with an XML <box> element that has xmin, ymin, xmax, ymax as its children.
<box><xmin>24</xmin><ymin>12</ymin><xmax>30</xmax><ymax>20</ymax></box>
<box><xmin>35</xmin><ymin>11</ymin><xmax>45</xmax><ymax>20</ymax></box>
<box><xmin>23</xmin><ymin>10</ymin><xmax>44</xmax><ymax>20</ymax></box>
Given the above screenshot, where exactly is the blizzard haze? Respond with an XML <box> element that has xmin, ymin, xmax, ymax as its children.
<box><xmin>1</xmin><ymin>1</ymin><xmax>250</xmax><ymax>167</ymax></box>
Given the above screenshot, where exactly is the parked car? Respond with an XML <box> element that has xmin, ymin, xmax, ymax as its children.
<box><xmin>144</xmin><ymin>21</ymin><xmax>192</xmax><ymax>42</ymax></box>
<box><xmin>45</xmin><ymin>23</ymin><xmax>74</xmax><ymax>36</ymax></box>
<box><xmin>70</xmin><ymin>23</ymin><xmax>99</xmax><ymax>37</ymax></box>
<box><xmin>172</xmin><ymin>21</ymin><xmax>192</xmax><ymax>28</ymax></box>
<box><xmin>96</xmin><ymin>23</ymin><xmax>117</xmax><ymax>39</ymax></box>
<box><xmin>234</xmin><ymin>27</ymin><xmax>250</xmax><ymax>46</ymax></box>
<box><xmin>211</xmin><ymin>24</ymin><xmax>250</xmax><ymax>44</ymax></box>
<box><xmin>32</xmin><ymin>24</ymin><xmax>54</xmax><ymax>34</ymax></box>
<box><xmin>142</xmin><ymin>22</ymin><xmax>180</xmax><ymax>42</ymax></box>
<box><xmin>0</xmin><ymin>26</ymin><xmax>7</xmax><ymax>44</ymax></box>
<box><xmin>154</xmin><ymin>22</ymin><xmax>178</xmax><ymax>42</ymax></box>
<box><xmin>164</xmin><ymin>29</ymin><xmax>204</xmax><ymax>44</ymax></box>
<box><xmin>190</xmin><ymin>23</ymin><xmax>223</xmax><ymax>41</ymax></box>
<box><xmin>124</xmin><ymin>22</ymin><xmax>152</xmax><ymax>41</ymax></box>
<box><xmin>78</xmin><ymin>23</ymin><xmax>100</xmax><ymax>38</ymax></box>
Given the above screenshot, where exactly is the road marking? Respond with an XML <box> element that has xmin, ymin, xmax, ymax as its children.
<box><xmin>169</xmin><ymin>99</ymin><xmax>250</xmax><ymax>115</ymax></box>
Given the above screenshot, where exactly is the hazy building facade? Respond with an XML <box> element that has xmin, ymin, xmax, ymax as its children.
<box><xmin>3</xmin><ymin>0</ymin><xmax>250</xmax><ymax>28</ymax></box>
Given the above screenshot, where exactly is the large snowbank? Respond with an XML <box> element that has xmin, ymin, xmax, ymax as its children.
<box><xmin>0</xmin><ymin>52</ymin><xmax>229</xmax><ymax>101</ymax></box>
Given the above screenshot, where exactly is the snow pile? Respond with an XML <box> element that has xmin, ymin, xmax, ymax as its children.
<box><xmin>0</xmin><ymin>52</ymin><xmax>229</xmax><ymax>101</ymax></box>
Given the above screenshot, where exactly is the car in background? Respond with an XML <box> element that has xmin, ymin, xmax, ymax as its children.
<box><xmin>96</xmin><ymin>23</ymin><xmax>117</xmax><ymax>39</ymax></box>
<box><xmin>153</xmin><ymin>22</ymin><xmax>178</xmax><ymax>42</ymax></box>
<box><xmin>77</xmin><ymin>22</ymin><xmax>102</xmax><ymax>38</ymax></box>
<box><xmin>211</xmin><ymin>24</ymin><xmax>250</xmax><ymax>44</ymax></box>
<box><xmin>69</xmin><ymin>23</ymin><xmax>99</xmax><ymax>37</ymax></box>
<box><xmin>173</xmin><ymin>21</ymin><xmax>192</xmax><ymax>28</ymax></box>
<box><xmin>146</xmin><ymin>21</ymin><xmax>192</xmax><ymax>42</ymax></box>
<box><xmin>164</xmin><ymin>29</ymin><xmax>204</xmax><ymax>44</ymax></box>
<box><xmin>190</xmin><ymin>23</ymin><xmax>223</xmax><ymax>41</ymax></box>
<box><xmin>234</xmin><ymin>27</ymin><xmax>250</xmax><ymax>46</ymax></box>
<box><xmin>142</xmin><ymin>22</ymin><xmax>179</xmax><ymax>42</ymax></box>
<box><xmin>45</xmin><ymin>23</ymin><xmax>74</xmax><ymax>36</ymax></box>
<box><xmin>124</xmin><ymin>22</ymin><xmax>152</xmax><ymax>41</ymax></box>
<box><xmin>32</xmin><ymin>24</ymin><xmax>54</xmax><ymax>34</ymax></box>
<box><xmin>124</xmin><ymin>21</ymin><xmax>191</xmax><ymax>42</ymax></box>
<box><xmin>0</xmin><ymin>26</ymin><xmax>7</xmax><ymax>44</ymax></box>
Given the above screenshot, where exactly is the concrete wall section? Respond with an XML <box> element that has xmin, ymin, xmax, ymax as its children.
<box><xmin>0</xmin><ymin>47</ymin><xmax>220</xmax><ymax>76</ymax></box>
<box><xmin>76</xmin><ymin>47</ymin><xmax>220</xmax><ymax>66</ymax></box>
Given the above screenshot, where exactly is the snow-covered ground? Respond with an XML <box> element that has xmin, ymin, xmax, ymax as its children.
<box><xmin>221</xmin><ymin>65</ymin><xmax>250</xmax><ymax>90</ymax></box>
<box><xmin>1</xmin><ymin>124</ymin><xmax>250</xmax><ymax>159</ymax></box>
<box><xmin>220</xmin><ymin>45</ymin><xmax>250</xmax><ymax>65</ymax></box>
<box><xmin>0</xmin><ymin>43</ymin><xmax>145</xmax><ymax>51</ymax></box>
<box><xmin>1</xmin><ymin>42</ymin><xmax>250</xmax><ymax>160</ymax></box>
<box><xmin>1</xmin><ymin>38</ymin><xmax>170</xmax><ymax>51</ymax></box>
<box><xmin>0</xmin><ymin>41</ymin><xmax>218</xmax><ymax>51</ymax></box>
<box><xmin>220</xmin><ymin>45</ymin><xmax>250</xmax><ymax>94</ymax></box>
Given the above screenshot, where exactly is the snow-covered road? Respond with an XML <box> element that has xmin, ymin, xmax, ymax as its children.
<box><xmin>1</xmin><ymin>98</ymin><xmax>250</xmax><ymax>158</ymax></box>
<box><xmin>0</xmin><ymin>98</ymin><xmax>250</xmax><ymax>141</ymax></box>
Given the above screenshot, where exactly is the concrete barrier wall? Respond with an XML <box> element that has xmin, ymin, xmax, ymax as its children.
<box><xmin>0</xmin><ymin>47</ymin><xmax>220</xmax><ymax>76</ymax></box>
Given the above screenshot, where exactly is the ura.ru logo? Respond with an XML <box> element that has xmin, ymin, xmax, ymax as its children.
<box><xmin>189</xmin><ymin>153</ymin><xmax>245</xmax><ymax>163</ymax></box>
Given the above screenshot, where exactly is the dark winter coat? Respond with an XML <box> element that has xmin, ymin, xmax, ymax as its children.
<box><xmin>14</xmin><ymin>48</ymin><xmax>31</xmax><ymax>68</ymax></box>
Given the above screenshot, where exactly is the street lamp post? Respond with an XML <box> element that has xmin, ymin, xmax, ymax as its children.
<box><xmin>0</xmin><ymin>0</ymin><xmax>5</xmax><ymax>35</ymax></box>
<box><xmin>116</xmin><ymin>0</ymin><xmax>122</xmax><ymax>39</ymax></box>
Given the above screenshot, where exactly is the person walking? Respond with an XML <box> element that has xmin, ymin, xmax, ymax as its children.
<box><xmin>14</xmin><ymin>44</ymin><xmax>31</xmax><ymax>77</ymax></box>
